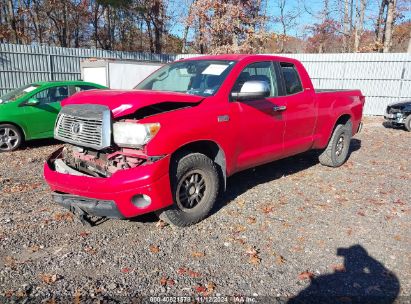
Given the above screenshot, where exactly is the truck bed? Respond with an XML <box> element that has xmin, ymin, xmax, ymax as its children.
<box><xmin>316</xmin><ymin>89</ymin><xmax>360</xmax><ymax>93</ymax></box>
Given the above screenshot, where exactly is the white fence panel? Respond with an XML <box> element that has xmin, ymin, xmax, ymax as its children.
<box><xmin>1</xmin><ymin>44</ymin><xmax>410</xmax><ymax>115</ymax></box>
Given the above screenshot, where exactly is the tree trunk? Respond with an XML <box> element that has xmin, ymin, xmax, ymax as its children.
<box><xmin>407</xmin><ymin>28</ymin><xmax>411</xmax><ymax>53</ymax></box>
<box><xmin>375</xmin><ymin>0</ymin><xmax>387</xmax><ymax>52</ymax></box>
<box><xmin>343</xmin><ymin>0</ymin><xmax>350</xmax><ymax>52</ymax></box>
<box><xmin>146</xmin><ymin>19</ymin><xmax>155</xmax><ymax>53</ymax></box>
<box><xmin>181</xmin><ymin>24</ymin><xmax>189</xmax><ymax>53</ymax></box>
<box><xmin>354</xmin><ymin>0</ymin><xmax>366</xmax><ymax>52</ymax></box>
<box><xmin>279</xmin><ymin>0</ymin><xmax>286</xmax><ymax>53</ymax></box>
<box><xmin>7</xmin><ymin>0</ymin><xmax>18</xmax><ymax>43</ymax></box>
<box><xmin>383</xmin><ymin>0</ymin><xmax>396</xmax><ymax>53</ymax></box>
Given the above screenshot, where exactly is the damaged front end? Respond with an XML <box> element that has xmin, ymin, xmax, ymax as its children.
<box><xmin>54</xmin><ymin>145</ymin><xmax>148</xmax><ymax>177</ymax></box>
<box><xmin>45</xmin><ymin>101</ymin><xmax>180</xmax><ymax>223</ymax></box>
<box><xmin>52</xmin><ymin>103</ymin><xmax>167</xmax><ymax>178</ymax></box>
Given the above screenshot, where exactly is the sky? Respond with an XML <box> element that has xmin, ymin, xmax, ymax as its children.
<box><xmin>168</xmin><ymin>0</ymin><xmax>410</xmax><ymax>39</ymax></box>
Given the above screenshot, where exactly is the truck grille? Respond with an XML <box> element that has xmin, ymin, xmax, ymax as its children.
<box><xmin>54</xmin><ymin>104</ymin><xmax>111</xmax><ymax>150</ymax></box>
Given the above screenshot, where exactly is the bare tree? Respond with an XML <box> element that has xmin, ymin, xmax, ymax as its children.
<box><xmin>383</xmin><ymin>0</ymin><xmax>397</xmax><ymax>52</ymax></box>
<box><xmin>275</xmin><ymin>0</ymin><xmax>300</xmax><ymax>53</ymax></box>
<box><xmin>408</xmin><ymin>27</ymin><xmax>411</xmax><ymax>53</ymax></box>
<box><xmin>354</xmin><ymin>0</ymin><xmax>366</xmax><ymax>52</ymax></box>
<box><xmin>343</xmin><ymin>0</ymin><xmax>350</xmax><ymax>51</ymax></box>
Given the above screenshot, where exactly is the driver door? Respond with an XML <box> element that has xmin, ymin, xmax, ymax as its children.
<box><xmin>23</xmin><ymin>86</ymin><xmax>67</xmax><ymax>138</ymax></box>
<box><xmin>229</xmin><ymin>61</ymin><xmax>286</xmax><ymax>171</ymax></box>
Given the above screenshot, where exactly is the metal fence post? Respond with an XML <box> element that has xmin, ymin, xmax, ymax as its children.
<box><xmin>48</xmin><ymin>54</ymin><xmax>53</xmax><ymax>81</ymax></box>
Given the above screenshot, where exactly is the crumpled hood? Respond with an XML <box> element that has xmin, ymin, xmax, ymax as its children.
<box><xmin>62</xmin><ymin>89</ymin><xmax>204</xmax><ymax>118</ymax></box>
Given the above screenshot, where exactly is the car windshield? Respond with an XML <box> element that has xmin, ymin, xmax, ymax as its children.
<box><xmin>135</xmin><ymin>60</ymin><xmax>236</xmax><ymax>97</ymax></box>
<box><xmin>0</xmin><ymin>84</ymin><xmax>40</xmax><ymax>104</ymax></box>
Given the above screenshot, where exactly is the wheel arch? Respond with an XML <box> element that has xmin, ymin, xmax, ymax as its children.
<box><xmin>170</xmin><ymin>140</ymin><xmax>227</xmax><ymax>190</ymax></box>
<box><xmin>0</xmin><ymin>121</ymin><xmax>26</xmax><ymax>140</ymax></box>
<box><xmin>334</xmin><ymin>113</ymin><xmax>351</xmax><ymax>128</ymax></box>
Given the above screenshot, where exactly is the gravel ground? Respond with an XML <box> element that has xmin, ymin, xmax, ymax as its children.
<box><xmin>0</xmin><ymin>117</ymin><xmax>410</xmax><ymax>303</ymax></box>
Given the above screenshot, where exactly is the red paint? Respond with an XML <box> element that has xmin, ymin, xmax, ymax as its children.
<box><xmin>44</xmin><ymin>55</ymin><xmax>364</xmax><ymax>218</ymax></box>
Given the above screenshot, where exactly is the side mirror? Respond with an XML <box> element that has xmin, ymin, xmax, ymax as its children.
<box><xmin>231</xmin><ymin>80</ymin><xmax>270</xmax><ymax>101</ymax></box>
<box><xmin>26</xmin><ymin>98</ymin><xmax>40</xmax><ymax>106</ymax></box>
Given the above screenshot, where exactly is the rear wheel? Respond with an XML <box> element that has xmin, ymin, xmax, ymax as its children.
<box><xmin>319</xmin><ymin>121</ymin><xmax>352</xmax><ymax>167</ymax></box>
<box><xmin>0</xmin><ymin>124</ymin><xmax>23</xmax><ymax>152</ymax></box>
<box><xmin>404</xmin><ymin>115</ymin><xmax>411</xmax><ymax>132</ymax></box>
<box><xmin>157</xmin><ymin>152</ymin><xmax>220</xmax><ymax>227</ymax></box>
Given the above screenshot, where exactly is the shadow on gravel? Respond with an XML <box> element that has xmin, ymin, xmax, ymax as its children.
<box><xmin>288</xmin><ymin>245</ymin><xmax>400</xmax><ymax>304</ymax></box>
<box><xmin>216</xmin><ymin>139</ymin><xmax>361</xmax><ymax>213</ymax></box>
<box><xmin>382</xmin><ymin>121</ymin><xmax>407</xmax><ymax>131</ymax></box>
<box><xmin>20</xmin><ymin>138</ymin><xmax>61</xmax><ymax>150</ymax></box>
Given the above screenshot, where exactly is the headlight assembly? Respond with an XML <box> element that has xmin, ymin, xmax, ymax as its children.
<box><xmin>113</xmin><ymin>122</ymin><xmax>160</xmax><ymax>148</ymax></box>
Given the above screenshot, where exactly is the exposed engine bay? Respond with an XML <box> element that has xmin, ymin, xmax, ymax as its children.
<box><xmin>57</xmin><ymin>145</ymin><xmax>147</xmax><ymax>177</ymax></box>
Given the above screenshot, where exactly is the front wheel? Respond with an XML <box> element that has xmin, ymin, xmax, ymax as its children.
<box><xmin>319</xmin><ymin>121</ymin><xmax>352</xmax><ymax>167</ymax></box>
<box><xmin>157</xmin><ymin>152</ymin><xmax>220</xmax><ymax>227</ymax></box>
<box><xmin>0</xmin><ymin>124</ymin><xmax>23</xmax><ymax>152</ymax></box>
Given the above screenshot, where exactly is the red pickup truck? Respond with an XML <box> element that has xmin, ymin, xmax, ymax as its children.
<box><xmin>44</xmin><ymin>55</ymin><xmax>364</xmax><ymax>226</ymax></box>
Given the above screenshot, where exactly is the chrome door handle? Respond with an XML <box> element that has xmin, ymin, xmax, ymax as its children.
<box><xmin>273</xmin><ymin>105</ymin><xmax>287</xmax><ymax>112</ymax></box>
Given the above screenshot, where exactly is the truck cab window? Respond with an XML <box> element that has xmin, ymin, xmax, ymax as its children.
<box><xmin>280</xmin><ymin>63</ymin><xmax>303</xmax><ymax>95</ymax></box>
<box><xmin>232</xmin><ymin>61</ymin><xmax>279</xmax><ymax>97</ymax></box>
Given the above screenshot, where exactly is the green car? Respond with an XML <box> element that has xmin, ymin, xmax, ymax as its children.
<box><xmin>0</xmin><ymin>81</ymin><xmax>106</xmax><ymax>152</ymax></box>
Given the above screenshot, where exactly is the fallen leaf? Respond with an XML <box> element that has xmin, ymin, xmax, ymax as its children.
<box><xmin>331</xmin><ymin>264</ymin><xmax>346</xmax><ymax>272</ymax></box>
<box><xmin>275</xmin><ymin>254</ymin><xmax>286</xmax><ymax>265</ymax></box>
<box><xmin>236</xmin><ymin>199</ymin><xmax>245</xmax><ymax>207</ymax></box>
<box><xmin>246</xmin><ymin>246</ymin><xmax>261</xmax><ymax>265</ymax></box>
<box><xmin>177</xmin><ymin>267</ymin><xmax>187</xmax><ymax>275</ymax></box>
<box><xmin>357</xmin><ymin>211</ymin><xmax>366</xmax><ymax>216</ymax></box>
<box><xmin>4</xmin><ymin>256</ymin><xmax>16</xmax><ymax>268</ymax></box>
<box><xmin>79</xmin><ymin>231</ymin><xmax>90</xmax><ymax>238</ymax></box>
<box><xmin>249</xmin><ymin>255</ymin><xmax>261</xmax><ymax>265</ymax></box>
<box><xmin>121</xmin><ymin>267</ymin><xmax>131</xmax><ymax>273</ymax></box>
<box><xmin>40</xmin><ymin>274</ymin><xmax>58</xmax><ymax>284</ymax></box>
<box><xmin>149</xmin><ymin>245</ymin><xmax>160</xmax><ymax>253</ymax></box>
<box><xmin>207</xmin><ymin>281</ymin><xmax>216</xmax><ymax>293</ymax></box>
<box><xmin>247</xmin><ymin>217</ymin><xmax>256</xmax><ymax>224</ymax></box>
<box><xmin>74</xmin><ymin>290</ymin><xmax>81</xmax><ymax>304</ymax></box>
<box><xmin>156</xmin><ymin>220</ymin><xmax>169</xmax><ymax>228</ymax></box>
<box><xmin>261</xmin><ymin>205</ymin><xmax>274</xmax><ymax>214</ymax></box>
<box><xmin>191</xmin><ymin>251</ymin><xmax>205</xmax><ymax>258</ymax></box>
<box><xmin>187</xmin><ymin>270</ymin><xmax>201</xmax><ymax>278</ymax></box>
<box><xmin>194</xmin><ymin>284</ymin><xmax>207</xmax><ymax>293</ymax></box>
<box><xmin>54</xmin><ymin>212</ymin><xmax>74</xmax><ymax>222</ymax></box>
<box><xmin>298</xmin><ymin>271</ymin><xmax>314</xmax><ymax>280</ymax></box>
<box><xmin>160</xmin><ymin>277</ymin><xmax>168</xmax><ymax>286</ymax></box>
<box><xmin>234</xmin><ymin>225</ymin><xmax>246</xmax><ymax>233</ymax></box>
<box><xmin>84</xmin><ymin>246</ymin><xmax>97</xmax><ymax>255</ymax></box>
<box><xmin>393</xmin><ymin>199</ymin><xmax>405</xmax><ymax>206</ymax></box>
<box><xmin>28</xmin><ymin>245</ymin><xmax>40</xmax><ymax>253</ymax></box>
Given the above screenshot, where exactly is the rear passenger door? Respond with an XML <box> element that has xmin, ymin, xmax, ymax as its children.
<box><xmin>278</xmin><ymin>62</ymin><xmax>316</xmax><ymax>156</ymax></box>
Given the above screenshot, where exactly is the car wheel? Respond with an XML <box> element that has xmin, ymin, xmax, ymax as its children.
<box><xmin>157</xmin><ymin>152</ymin><xmax>220</xmax><ymax>227</ymax></box>
<box><xmin>0</xmin><ymin>124</ymin><xmax>23</xmax><ymax>152</ymax></box>
<box><xmin>404</xmin><ymin>115</ymin><xmax>411</xmax><ymax>132</ymax></box>
<box><xmin>319</xmin><ymin>120</ymin><xmax>352</xmax><ymax>167</ymax></box>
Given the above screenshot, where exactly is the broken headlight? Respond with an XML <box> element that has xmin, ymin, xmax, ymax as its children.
<box><xmin>113</xmin><ymin>122</ymin><xmax>160</xmax><ymax>148</ymax></box>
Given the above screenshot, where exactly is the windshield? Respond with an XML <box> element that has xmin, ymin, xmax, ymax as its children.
<box><xmin>0</xmin><ymin>84</ymin><xmax>40</xmax><ymax>104</ymax></box>
<box><xmin>135</xmin><ymin>60</ymin><xmax>236</xmax><ymax>97</ymax></box>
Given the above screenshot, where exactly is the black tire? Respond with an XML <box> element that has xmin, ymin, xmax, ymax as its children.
<box><xmin>0</xmin><ymin>124</ymin><xmax>23</xmax><ymax>152</ymax></box>
<box><xmin>404</xmin><ymin>115</ymin><xmax>411</xmax><ymax>132</ymax></box>
<box><xmin>319</xmin><ymin>121</ymin><xmax>352</xmax><ymax>167</ymax></box>
<box><xmin>157</xmin><ymin>152</ymin><xmax>220</xmax><ymax>227</ymax></box>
